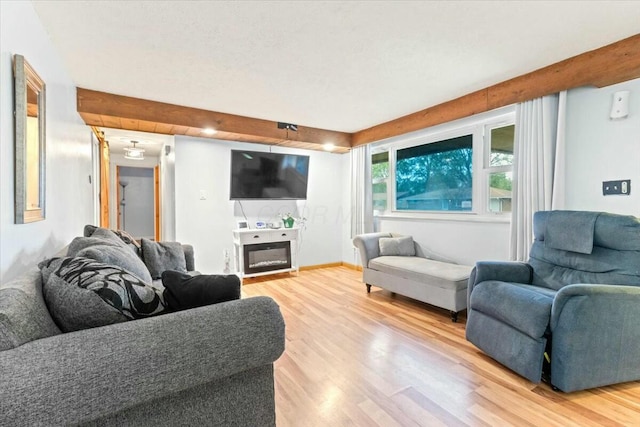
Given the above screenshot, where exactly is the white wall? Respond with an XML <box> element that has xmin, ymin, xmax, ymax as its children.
<box><xmin>160</xmin><ymin>140</ymin><xmax>176</xmax><ymax>241</ymax></box>
<box><xmin>563</xmin><ymin>78</ymin><xmax>640</xmax><ymax>215</ymax></box>
<box><xmin>0</xmin><ymin>1</ymin><xmax>93</xmax><ymax>282</ymax></box>
<box><xmin>174</xmin><ymin>136</ymin><xmax>346</xmax><ymax>274</ymax></box>
<box><xmin>376</xmin><ymin>217</ymin><xmax>510</xmax><ymax>266</ymax></box>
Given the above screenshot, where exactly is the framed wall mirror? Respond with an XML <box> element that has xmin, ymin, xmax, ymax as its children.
<box><xmin>14</xmin><ymin>54</ymin><xmax>46</xmax><ymax>224</ymax></box>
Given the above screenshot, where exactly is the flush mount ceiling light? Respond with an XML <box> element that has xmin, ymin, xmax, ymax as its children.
<box><xmin>323</xmin><ymin>143</ymin><xmax>335</xmax><ymax>152</ymax></box>
<box><xmin>124</xmin><ymin>141</ymin><xmax>145</xmax><ymax>160</ymax></box>
<box><xmin>202</xmin><ymin>128</ymin><xmax>217</xmax><ymax>135</ymax></box>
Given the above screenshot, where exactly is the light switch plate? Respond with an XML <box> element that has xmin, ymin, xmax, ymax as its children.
<box><xmin>603</xmin><ymin>180</ymin><xmax>631</xmax><ymax>195</ymax></box>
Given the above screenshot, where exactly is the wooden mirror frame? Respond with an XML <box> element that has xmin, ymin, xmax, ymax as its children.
<box><xmin>13</xmin><ymin>54</ymin><xmax>46</xmax><ymax>224</ymax></box>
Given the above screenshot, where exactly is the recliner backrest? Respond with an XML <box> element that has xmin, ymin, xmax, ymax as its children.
<box><xmin>529</xmin><ymin>211</ymin><xmax>640</xmax><ymax>290</ymax></box>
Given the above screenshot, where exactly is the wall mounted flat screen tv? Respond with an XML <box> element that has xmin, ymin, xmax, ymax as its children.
<box><xmin>230</xmin><ymin>150</ymin><xmax>310</xmax><ymax>200</ymax></box>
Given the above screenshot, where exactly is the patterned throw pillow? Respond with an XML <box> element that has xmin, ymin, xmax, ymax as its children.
<box><xmin>39</xmin><ymin>257</ymin><xmax>166</xmax><ymax>332</ymax></box>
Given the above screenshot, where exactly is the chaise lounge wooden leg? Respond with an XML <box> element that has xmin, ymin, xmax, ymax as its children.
<box><xmin>366</xmin><ymin>284</ymin><xmax>371</xmax><ymax>293</ymax></box>
<box><xmin>450</xmin><ymin>311</ymin><xmax>458</xmax><ymax>322</ymax></box>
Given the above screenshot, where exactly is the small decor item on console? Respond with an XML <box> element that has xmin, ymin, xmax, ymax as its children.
<box><xmin>280</xmin><ymin>213</ymin><xmax>295</xmax><ymax>228</ymax></box>
<box><xmin>255</xmin><ymin>221</ymin><xmax>267</xmax><ymax>229</ymax></box>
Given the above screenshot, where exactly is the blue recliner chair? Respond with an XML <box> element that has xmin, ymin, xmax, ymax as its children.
<box><xmin>466</xmin><ymin>210</ymin><xmax>640</xmax><ymax>392</ymax></box>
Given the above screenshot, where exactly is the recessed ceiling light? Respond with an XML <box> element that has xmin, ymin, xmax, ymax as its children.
<box><xmin>202</xmin><ymin>128</ymin><xmax>217</xmax><ymax>135</ymax></box>
<box><xmin>323</xmin><ymin>143</ymin><xmax>335</xmax><ymax>151</ymax></box>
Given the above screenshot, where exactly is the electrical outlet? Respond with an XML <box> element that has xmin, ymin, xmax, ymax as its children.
<box><xmin>602</xmin><ymin>180</ymin><xmax>631</xmax><ymax>195</ymax></box>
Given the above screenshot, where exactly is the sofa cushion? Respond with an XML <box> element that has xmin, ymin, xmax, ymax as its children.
<box><xmin>69</xmin><ymin>228</ymin><xmax>152</xmax><ymax>283</ymax></box>
<box><xmin>84</xmin><ymin>225</ymin><xmax>141</xmax><ymax>254</ymax></box>
<box><xmin>470</xmin><ymin>281</ymin><xmax>555</xmax><ymax>338</ymax></box>
<box><xmin>379</xmin><ymin>236</ymin><xmax>416</xmax><ymax>257</ymax></box>
<box><xmin>162</xmin><ymin>270</ymin><xmax>240</xmax><ymax>311</ymax></box>
<box><xmin>142</xmin><ymin>238</ymin><xmax>187</xmax><ymax>279</ymax></box>
<box><xmin>39</xmin><ymin>257</ymin><xmax>166</xmax><ymax>332</ymax></box>
<box><xmin>369</xmin><ymin>256</ymin><xmax>471</xmax><ymax>290</ymax></box>
<box><xmin>0</xmin><ymin>270</ymin><xmax>62</xmax><ymax>351</ymax></box>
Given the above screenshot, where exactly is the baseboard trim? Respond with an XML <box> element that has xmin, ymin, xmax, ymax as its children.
<box><xmin>299</xmin><ymin>262</ymin><xmax>343</xmax><ymax>271</ymax></box>
<box><xmin>298</xmin><ymin>262</ymin><xmax>362</xmax><ymax>272</ymax></box>
<box><xmin>341</xmin><ymin>262</ymin><xmax>362</xmax><ymax>271</ymax></box>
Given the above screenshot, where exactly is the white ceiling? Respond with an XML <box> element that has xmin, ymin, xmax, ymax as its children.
<box><xmin>33</xmin><ymin>1</ymin><xmax>640</xmax><ymax>134</ymax></box>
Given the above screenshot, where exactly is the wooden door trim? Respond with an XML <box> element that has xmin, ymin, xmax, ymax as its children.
<box><xmin>92</xmin><ymin>126</ymin><xmax>110</xmax><ymax>227</ymax></box>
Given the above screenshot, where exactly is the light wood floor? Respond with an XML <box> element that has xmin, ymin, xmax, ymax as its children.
<box><xmin>242</xmin><ymin>267</ymin><xmax>640</xmax><ymax>427</ymax></box>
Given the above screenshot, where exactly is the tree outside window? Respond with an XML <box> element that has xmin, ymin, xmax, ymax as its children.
<box><xmin>395</xmin><ymin>135</ymin><xmax>473</xmax><ymax>211</ymax></box>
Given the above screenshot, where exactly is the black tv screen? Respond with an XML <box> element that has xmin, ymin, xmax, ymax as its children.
<box><xmin>230</xmin><ymin>150</ymin><xmax>310</xmax><ymax>200</ymax></box>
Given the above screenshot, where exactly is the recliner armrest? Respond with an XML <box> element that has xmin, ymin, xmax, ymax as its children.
<box><xmin>549</xmin><ymin>284</ymin><xmax>640</xmax><ymax>391</ymax></box>
<box><xmin>551</xmin><ymin>283</ymin><xmax>640</xmax><ymax>330</ymax></box>
<box><xmin>468</xmin><ymin>261</ymin><xmax>533</xmax><ymax>308</ymax></box>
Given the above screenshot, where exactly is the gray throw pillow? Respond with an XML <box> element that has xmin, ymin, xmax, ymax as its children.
<box><xmin>76</xmin><ymin>244</ymin><xmax>153</xmax><ymax>284</ymax></box>
<box><xmin>69</xmin><ymin>228</ymin><xmax>138</xmax><ymax>257</ymax></box>
<box><xmin>379</xmin><ymin>236</ymin><xmax>416</xmax><ymax>256</ymax></box>
<box><xmin>84</xmin><ymin>225</ymin><xmax>141</xmax><ymax>254</ymax></box>
<box><xmin>141</xmin><ymin>238</ymin><xmax>187</xmax><ymax>279</ymax></box>
<box><xmin>39</xmin><ymin>257</ymin><xmax>166</xmax><ymax>332</ymax></box>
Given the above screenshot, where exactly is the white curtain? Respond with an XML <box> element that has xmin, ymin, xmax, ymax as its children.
<box><xmin>510</xmin><ymin>92</ymin><xmax>566</xmax><ymax>261</ymax></box>
<box><xmin>551</xmin><ymin>91</ymin><xmax>567</xmax><ymax>210</ymax></box>
<box><xmin>350</xmin><ymin>145</ymin><xmax>373</xmax><ymax>238</ymax></box>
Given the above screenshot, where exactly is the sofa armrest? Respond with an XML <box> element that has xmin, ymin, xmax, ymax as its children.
<box><xmin>352</xmin><ymin>232</ymin><xmax>391</xmax><ymax>267</ymax></box>
<box><xmin>182</xmin><ymin>243</ymin><xmax>195</xmax><ymax>271</ymax></box>
<box><xmin>550</xmin><ymin>284</ymin><xmax>640</xmax><ymax>391</ymax></box>
<box><xmin>0</xmin><ymin>296</ymin><xmax>285</xmax><ymax>426</ymax></box>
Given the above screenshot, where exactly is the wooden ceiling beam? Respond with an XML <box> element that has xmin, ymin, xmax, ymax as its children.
<box><xmin>353</xmin><ymin>33</ymin><xmax>640</xmax><ymax>146</ymax></box>
<box><xmin>76</xmin><ymin>88</ymin><xmax>352</xmax><ymax>153</ymax></box>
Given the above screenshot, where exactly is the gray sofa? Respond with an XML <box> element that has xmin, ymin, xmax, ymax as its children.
<box><xmin>353</xmin><ymin>232</ymin><xmax>473</xmax><ymax>321</ymax></box>
<box><xmin>0</xmin><ymin>228</ymin><xmax>285</xmax><ymax>426</ymax></box>
<box><xmin>466</xmin><ymin>210</ymin><xmax>640</xmax><ymax>392</ymax></box>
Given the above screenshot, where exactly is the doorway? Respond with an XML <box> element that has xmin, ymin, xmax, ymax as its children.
<box><xmin>117</xmin><ymin>166</ymin><xmax>155</xmax><ymax>240</ymax></box>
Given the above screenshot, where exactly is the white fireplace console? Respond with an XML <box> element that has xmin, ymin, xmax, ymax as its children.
<box><xmin>232</xmin><ymin>228</ymin><xmax>299</xmax><ymax>279</ymax></box>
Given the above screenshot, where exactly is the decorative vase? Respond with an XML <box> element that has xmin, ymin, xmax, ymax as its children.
<box><xmin>282</xmin><ymin>217</ymin><xmax>295</xmax><ymax>228</ymax></box>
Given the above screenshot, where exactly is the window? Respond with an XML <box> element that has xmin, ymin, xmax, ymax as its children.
<box><xmin>396</xmin><ymin>135</ymin><xmax>473</xmax><ymax>212</ymax></box>
<box><xmin>486</xmin><ymin>124</ymin><xmax>514</xmax><ymax>213</ymax></box>
<box><xmin>372</xmin><ymin>151</ymin><xmax>389</xmax><ymax>212</ymax></box>
<box><xmin>370</xmin><ymin>106</ymin><xmax>515</xmax><ymax>217</ymax></box>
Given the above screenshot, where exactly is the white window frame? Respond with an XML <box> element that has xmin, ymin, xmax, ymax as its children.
<box><xmin>370</xmin><ymin>105</ymin><xmax>516</xmax><ymax>221</ymax></box>
<box><xmin>483</xmin><ymin>121</ymin><xmax>515</xmax><ymax>215</ymax></box>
